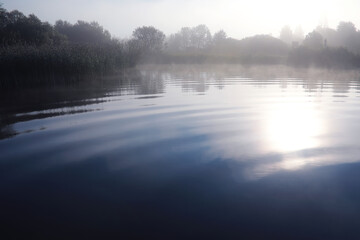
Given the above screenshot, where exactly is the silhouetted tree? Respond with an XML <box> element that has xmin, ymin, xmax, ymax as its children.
<box><xmin>239</xmin><ymin>35</ymin><xmax>288</xmax><ymax>57</ymax></box>
<box><xmin>167</xmin><ymin>27</ymin><xmax>192</xmax><ymax>51</ymax></box>
<box><xmin>178</xmin><ymin>27</ymin><xmax>192</xmax><ymax>49</ymax></box>
<box><xmin>288</xmin><ymin>45</ymin><xmax>360</xmax><ymax>68</ymax></box>
<box><xmin>303</xmin><ymin>31</ymin><xmax>323</xmax><ymax>50</ymax></box>
<box><xmin>190</xmin><ymin>24</ymin><xmax>212</xmax><ymax>49</ymax></box>
<box><xmin>212</xmin><ymin>30</ymin><xmax>227</xmax><ymax>45</ymax></box>
<box><xmin>54</xmin><ymin>20</ymin><xmax>111</xmax><ymax>44</ymax></box>
<box><xmin>337</xmin><ymin>21</ymin><xmax>357</xmax><ymax>36</ymax></box>
<box><xmin>0</xmin><ymin>3</ymin><xmax>6</xmax><ymax>28</ymax></box>
<box><xmin>167</xmin><ymin>25</ymin><xmax>212</xmax><ymax>51</ymax></box>
<box><xmin>132</xmin><ymin>26</ymin><xmax>165</xmax><ymax>53</ymax></box>
<box><xmin>122</xmin><ymin>39</ymin><xmax>142</xmax><ymax>67</ymax></box>
<box><xmin>336</xmin><ymin>21</ymin><xmax>360</xmax><ymax>53</ymax></box>
<box><xmin>0</xmin><ymin>9</ymin><xmax>61</xmax><ymax>46</ymax></box>
<box><xmin>316</xmin><ymin>26</ymin><xmax>338</xmax><ymax>47</ymax></box>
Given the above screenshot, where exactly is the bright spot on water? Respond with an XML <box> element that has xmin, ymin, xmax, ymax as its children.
<box><xmin>266</xmin><ymin>102</ymin><xmax>324</xmax><ymax>153</ymax></box>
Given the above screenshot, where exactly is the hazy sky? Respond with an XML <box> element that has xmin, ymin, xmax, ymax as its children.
<box><xmin>2</xmin><ymin>0</ymin><xmax>360</xmax><ymax>39</ymax></box>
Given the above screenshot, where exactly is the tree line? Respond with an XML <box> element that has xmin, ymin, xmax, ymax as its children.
<box><xmin>0</xmin><ymin>5</ymin><xmax>158</xmax><ymax>88</ymax></box>
<box><xmin>2</xmin><ymin>3</ymin><xmax>360</xmax><ymax>88</ymax></box>
<box><xmin>163</xmin><ymin>22</ymin><xmax>360</xmax><ymax>67</ymax></box>
<box><xmin>137</xmin><ymin>22</ymin><xmax>360</xmax><ymax>68</ymax></box>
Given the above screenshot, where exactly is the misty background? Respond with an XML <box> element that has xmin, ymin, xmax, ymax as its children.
<box><xmin>3</xmin><ymin>0</ymin><xmax>360</xmax><ymax>39</ymax></box>
<box><xmin>2</xmin><ymin>0</ymin><xmax>360</xmax><ymax>88</ymax></box>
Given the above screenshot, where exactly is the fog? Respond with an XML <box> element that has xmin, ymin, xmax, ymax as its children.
<box><xmin>3</xmin><ymin>0</ymin><xmax>360</xmax><ymax>39</ymax></box>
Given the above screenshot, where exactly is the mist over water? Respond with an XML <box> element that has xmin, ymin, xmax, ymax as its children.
<box><xmin>2</xmin><ymin>65</ymin><xmax>360</xmax><ymax>238</ymax></box>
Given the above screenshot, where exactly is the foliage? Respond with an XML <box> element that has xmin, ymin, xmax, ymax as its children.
<box><xmin>303</xmin><ymin>31</ymin><xmax>324</xmax><ymax>50</ymax></box>
<box><xmin>0</xmin><ymin>10</ymin><xmax>61</xmax><ymax>46</ymax></box>
<box><xmin>212</xmin><ymin>30</ymin><xmax>227</xmax><ymax>45</ymax></box>
<box><xmin>296</xmin><ymin>21</ymin><xmax>360</xmax><ymax>55</ymax></box>
<box><xmin>0</xmin><ymin>5</ymin><xmax>142</xmax><ymax>88</ymax></box>
<box><xmin>54</xmin><ymin>20</ymin><xmax>112</xmax><ymax>44</ymax></box>
<box><xmin>239</xmin><ymin>35</ymin><xmax>288</xmax><ymax>57</ymax></box>
<box><xmin>190</xmin><ymin>25</ymin><xmax>212</xmax><ymax>49</ymax></box>
<box><xmin>132</xmin><ymin>26</ymin><xmax>165</xmax><ymax>53</ymax></box>
<box><xmin>167</xmin><ymin>25</ymin><xmax>212</xmax><ymax>51</ymax></box>
<box><xmin>0</xmin><ymin>43</ymin><xmax>137</xmax><ymax>88</ymax></box>
<box><xmin>288</xmin><ymin>46</ymin><xmax>360</xmax><ymax>68</ymax></box>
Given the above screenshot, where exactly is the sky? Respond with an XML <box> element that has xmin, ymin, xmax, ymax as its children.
<box><xmin>2</xmin><ymin>0</ymin><xmax>360</xmax><ymax>39</ymax></box>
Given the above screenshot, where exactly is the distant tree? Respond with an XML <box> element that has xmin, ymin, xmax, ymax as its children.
<box><xmin>7</xmin><ymin>10</ymin><xmax>26</xmax><ymax>24</ymax></box>
<box><xmin>122</xmin><ymin>38</ymin><xmax>142</xmax><ymax>67</ymax></box>
<box><xmin>178</xmin><ymin>27</ymin><xmax>192</xmax><ymax>49</ymax></box>
<box><xmin>190</xmin><ymin>24</ymin><xmax>212</xmax><ymax>49</ymax></box>
<box><xmin>303</xmin><ymin>31</ymin><xmax>324</xmax><ymax>50</ymax></box>
<box><xmin>336</xmin><ymin>21</ymin><xmax>360</xmax><ymax>53</ymax></box>
<box><xmin>279</xmin><ymin>25</ymin><xmax>293</xmax><ymax>45</ymax></box>
<box><xmin>132</xmin><ymin>26</ymin><xmax>165</xmax><ymax>53</ymax></box>
<box><xmin>315</xmin><ymin>26</ymin><xmax>338</xmax><ymax>47</ymax></box>
<box><xmin>55</xmin><ymin>20</ymin><xmax>111</xmax><ymax>44</ymax></box>
<box><xmin>54</xmin><ymin>20</ymin><xmax>72</xmax><ymax>35</ymax></box>
<box><xmin>212</xmin><ymin>30</ymin><xmax>227</xmax><ymax>45</ymax></box>
<box><xmin>166</xmin><ymin>27</ymin><xmax>192</xmax><ymax>51</ymax></box>
<box><xmin>239</xmin><ymin>35</ymin><xmax>288</xmax><ymax>57</ymax></box>
<box><xmin>337</xmin><ymin>21</ymin><xmax>357</xmax><ymax>36</ymax></box>
<box><xmin>0</xmin><ymin>3</ymin><xmax>6</xmax><ymax>28</ymax></box>
<box><xmin>166</xmin><ymin>25</ymin><xmax>213</xmax><ymax>52</ymax></box>
<box><xmin>166</xmin><ymin>33</ymin><xmax>181</xmax><ymax>51</ymax></box>
<box><xmin>0</xmin><ymin>8</ymin><xmax>59</xmax><ymax>46</ymax></box>
<box><xmin>19</xmin><ymin>14</ymin><xmax>51</xmax><ymax>45</ymax></box>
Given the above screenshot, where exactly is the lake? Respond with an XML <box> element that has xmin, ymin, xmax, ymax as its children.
<box><xmin>1</xmin><ymin>64</ymin><xmax>360</xmax><ymax>239</ymax></box>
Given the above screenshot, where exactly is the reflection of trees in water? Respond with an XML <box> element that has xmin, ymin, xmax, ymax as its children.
<box><xmin>0</xmin><ymin>105</ymin><xmax>102</xmax><ymax>140</ymax></box>
<box><xmin>115</xmin><ymin>68</ymin><xmax>165</xmax><ymax>95</ymax></box>
<box><xmin>2</xmin><ymin>65</ymin><xmax>359</xmax><ymax>140</ymax></box>
<box><xmin>331</xmin><ymin>81</ymin><xmax>351</xmax><ymax>94</ymax></box>
<box><xmin>139</xmin><ymin>65</ymin><xmax>229</xmax><ymax>93</ymax></box>
<box><xmin>118</xmin><ymin>66</ymin><xmax>221</xmax><ymax>94</ymax></box>
<box><xmin>0</xmin><ymin>69</ymin><xmax>167</xmax><ymax>140</ymax></box>
<box><xmin>0</xmin><ymin>85</ymin><xmax>113</xmax><ymax>140</ymax></box>
<box><xmin>178</xmin><ymin>71</ymin><xmax>210</xmax><ymax>93</ymax></box>
<box><xmin>136</xmin><ymin>70</ymin><xmax>165</xmax><ymax>95</ymax></box>
<box><xmin>355</xmin><ymin>81</ymin><xmax>360</xmax><ymax>92</ymax></box>
<box><xmin>135</xmin><ymin>65</ymin><xmax>360</xmax><ymax>94</ymax></box>
<box><xmin>0</xmin><ymin>86</ymin><xmax>108</xmax><ymax>114</ymax></box>
<box><xmin>300</xmin><ymin>69</ymin><xmax>358</xmax><ymax>94</ymax></box>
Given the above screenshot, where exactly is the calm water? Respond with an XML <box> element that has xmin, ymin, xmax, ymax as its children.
<box><xmin>2</xmin><ymin>65</ymin><xmax>360</xmax><ymax>239</ymax></box>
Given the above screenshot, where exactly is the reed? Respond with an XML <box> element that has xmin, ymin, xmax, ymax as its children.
<box><xmin>0</xmin><ymin>42</ymin><xmax>138</xmax><ymax>88</ymax></box>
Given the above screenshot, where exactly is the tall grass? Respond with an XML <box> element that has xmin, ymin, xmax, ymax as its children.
<box><xmin>0</xmin><ymin>42</ymin><xmax>138</xmax><ymax>88</ymax></box>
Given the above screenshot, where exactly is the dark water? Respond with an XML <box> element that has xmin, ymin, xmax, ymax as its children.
<box><xmin>2</xmin><ymin>65</ymin><xmax>360</xmax><ymax>239</ymax></box>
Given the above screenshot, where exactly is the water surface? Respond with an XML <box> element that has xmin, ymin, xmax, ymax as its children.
<box><xmin>1</xmin><ymin>65</ymin><xmax>360</xmax><ymax>239</ymax></box>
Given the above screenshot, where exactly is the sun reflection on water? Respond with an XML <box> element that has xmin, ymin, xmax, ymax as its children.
<box><xmin>240</xmin><ymin>100</ymin><xmax>329</xmax><ymax>179</ymax></box>
<box><xmin>265</xmin><ymin>102</ymin><xmax>324</xmax><ymax>153</ymax></box>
